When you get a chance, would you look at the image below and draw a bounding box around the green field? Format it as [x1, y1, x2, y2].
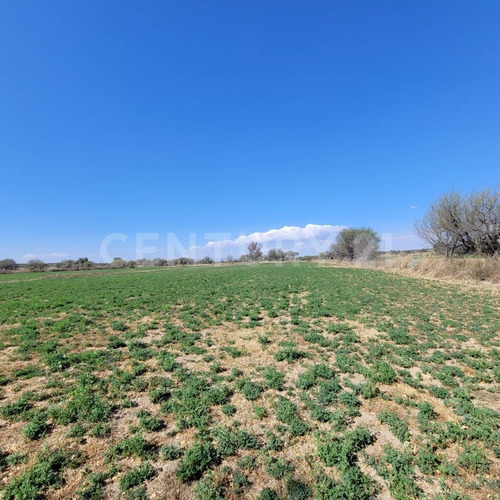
[0, 263, 499, 499]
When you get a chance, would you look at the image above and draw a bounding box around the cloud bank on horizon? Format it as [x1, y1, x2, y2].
[190, 223, 423, 259]
[18, 224, 424, 263]
[197, 224, 346, 251]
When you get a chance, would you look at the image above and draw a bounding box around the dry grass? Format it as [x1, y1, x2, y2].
[323, 254, 500, 286]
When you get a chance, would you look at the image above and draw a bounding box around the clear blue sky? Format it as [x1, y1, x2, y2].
[1, 1, 499, 261]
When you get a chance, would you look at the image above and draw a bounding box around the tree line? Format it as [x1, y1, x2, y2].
[2, 186, 497, 273]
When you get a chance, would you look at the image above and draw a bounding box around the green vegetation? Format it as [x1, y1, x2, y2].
[0, 263, 499, 498]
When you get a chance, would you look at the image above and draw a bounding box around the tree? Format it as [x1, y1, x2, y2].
[247, 242, 263, 261]
[225, 255, 233, 263]
[328, 228, 380, 261]
[0, 259, 18, 271]
[267, 248, 286, 261]
[198, 256, 214, 264]
[27, 259, 47, 271]
[111, 257, 127, 268]
[415, 188, 500, 257]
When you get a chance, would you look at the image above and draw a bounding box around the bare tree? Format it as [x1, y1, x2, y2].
[247, 242, 263, 261]
[416, 188, 500, 257]
[466, 187, 500, 255]
[27, 259, 47, 271]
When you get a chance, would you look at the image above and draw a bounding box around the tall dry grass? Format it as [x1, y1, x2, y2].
[371, 254, 500, 283]
[321, 254, 500, 284]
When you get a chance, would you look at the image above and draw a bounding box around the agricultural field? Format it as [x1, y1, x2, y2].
[0, 263, 499, 500]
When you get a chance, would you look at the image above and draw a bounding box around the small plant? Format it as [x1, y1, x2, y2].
[175, 442, 218, 482]
[253, 405, 267, 419]
[318, 427, 374, 470]
[275, 346, 306, 363]
[137, 410, 164, 432]
[237, 455, 256, 470]
[2, 449, 80, 500]
[236, 378, 265, 401]
[378, 410, 410, 442]
[107, 433, 156, 460]
[265, 457, 295, 479]
[256, 488, 279, 500]
[161, 444, 183, 460]
[263, 366, 285, 390]
[111, 320, 128, 331]
[458, 445, 489, 473]
[120, 463, 156, 491]
[221, 404, 237, 416]
[286, 478, 312, 500]
[373, 361, 397, 384]
[23, 414, 49, 440]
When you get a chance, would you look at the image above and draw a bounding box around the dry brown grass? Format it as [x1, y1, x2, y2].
[322, 254, 500, 286]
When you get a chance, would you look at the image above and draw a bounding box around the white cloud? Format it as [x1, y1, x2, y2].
[410, 205, 418, 209]
[207, 224, 346, 248]
[20, 252, 68, 263]
[190, 224, 347, 258]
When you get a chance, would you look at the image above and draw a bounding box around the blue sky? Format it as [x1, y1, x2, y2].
[1, 1, 499, 261]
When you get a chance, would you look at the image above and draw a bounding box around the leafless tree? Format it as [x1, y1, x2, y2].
[415, 188, 500, 257]
[247, 241, 263, 261]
